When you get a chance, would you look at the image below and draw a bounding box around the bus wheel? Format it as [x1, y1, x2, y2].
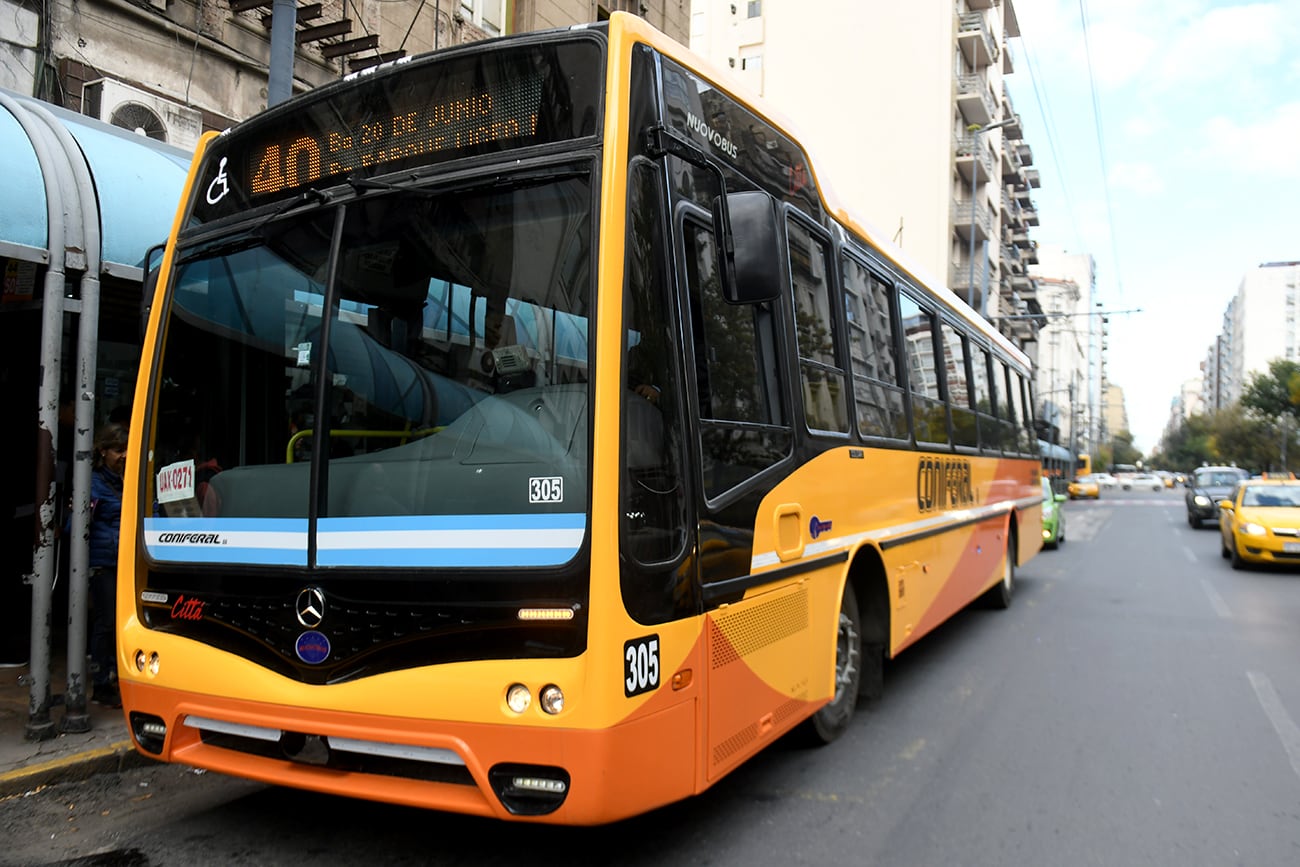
[800, 581, 862, 745]
[985, 528, 1016, 609]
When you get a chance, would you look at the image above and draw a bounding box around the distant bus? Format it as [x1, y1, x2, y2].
[117, 13, 1043, 824]
[1040, 441, 1073, 492]
[1076, 453, 1092, 477]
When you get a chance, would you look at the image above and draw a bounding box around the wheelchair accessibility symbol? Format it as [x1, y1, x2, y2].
[206, 157, 230, 205]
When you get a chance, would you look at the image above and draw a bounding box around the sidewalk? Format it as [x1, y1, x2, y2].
[0, 655, 150, 799]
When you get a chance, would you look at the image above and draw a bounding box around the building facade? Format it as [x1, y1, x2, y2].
[688, 0, 1044, 348]
[2, 0, 689, 139]
[1028, 245, 1097, 455]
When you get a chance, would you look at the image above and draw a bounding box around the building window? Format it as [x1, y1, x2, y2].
[460, 0, 505, 36]
[748, 1, 762, 18]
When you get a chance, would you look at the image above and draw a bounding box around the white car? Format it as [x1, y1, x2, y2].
[1093, 473, 1118, 489]
[1122, 473, 1163, 492]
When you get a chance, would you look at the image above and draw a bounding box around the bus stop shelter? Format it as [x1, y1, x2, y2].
[0, 87, 192, 739]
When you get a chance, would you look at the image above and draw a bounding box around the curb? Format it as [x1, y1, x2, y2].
[0, 741, 156, 799]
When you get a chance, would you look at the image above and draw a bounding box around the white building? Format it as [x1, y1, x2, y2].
[688, 0, 1044, 347]
[1225, 262, 1300, 404]
[1029, 245, 1097, 452]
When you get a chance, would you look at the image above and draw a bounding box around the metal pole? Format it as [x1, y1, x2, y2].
[268, 0, 298, 107]
[0, 91, 66, 741]
[27, 102, 103, 734]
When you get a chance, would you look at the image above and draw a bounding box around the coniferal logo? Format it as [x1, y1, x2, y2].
[156, 532, 223, 544]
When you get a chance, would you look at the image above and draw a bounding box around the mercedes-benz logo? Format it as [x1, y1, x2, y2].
[296, 586, 326, 628]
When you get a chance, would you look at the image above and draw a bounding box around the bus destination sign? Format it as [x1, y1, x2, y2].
[191, 40, 603, 224]
[248, 78, 544, 198]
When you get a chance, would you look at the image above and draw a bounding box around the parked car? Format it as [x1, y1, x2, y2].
[1123, 473, 1164, 492]
[1186, 466, 1250, 528]
[1041, 478, 1066, 548]
[1218, 479, 1300, 568]
[1068, 474, 1100, 500]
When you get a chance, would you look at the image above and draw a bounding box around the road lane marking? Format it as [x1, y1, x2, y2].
[1248, 671, 1300, 782]
[1183, 546, 1197, 563]
[1200, 579, 1231, 618]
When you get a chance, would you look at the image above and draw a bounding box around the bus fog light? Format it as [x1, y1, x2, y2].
[135, 650, 147, 672]
[148, 652, 160, 676]
[506, 683, 532, 714]
[539, 684, 564, 715]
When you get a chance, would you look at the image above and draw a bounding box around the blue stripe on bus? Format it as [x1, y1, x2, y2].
[145, 547, 308, 566]
[316, 547, 579, 568]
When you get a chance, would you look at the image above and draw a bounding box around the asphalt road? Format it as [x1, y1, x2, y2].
[4, 486, 1300, 866]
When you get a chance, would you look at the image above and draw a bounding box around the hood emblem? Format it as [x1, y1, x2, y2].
[296, 586, 326, 628]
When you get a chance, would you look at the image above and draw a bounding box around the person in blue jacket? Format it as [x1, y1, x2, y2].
[88, 422, 128, 707]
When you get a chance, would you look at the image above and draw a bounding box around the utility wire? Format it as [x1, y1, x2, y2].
[1077, 0, 1125, 299]
[1017, 28, 1083, 253]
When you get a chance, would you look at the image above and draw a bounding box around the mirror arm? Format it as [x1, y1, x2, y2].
[643, 125, 736, 296]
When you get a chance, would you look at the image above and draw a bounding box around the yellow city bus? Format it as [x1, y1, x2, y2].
[118, 13, 1043, 825]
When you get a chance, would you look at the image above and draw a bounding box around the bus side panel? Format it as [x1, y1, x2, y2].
[704, 580, 824, 782]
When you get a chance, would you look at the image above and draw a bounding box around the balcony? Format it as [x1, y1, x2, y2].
[1002, 39, 1015, 74]
[1010, 226, 1032, 248]
[1017, 142, 1034, 166]
[949, 272, 987, 314]
[956, 74, 996, 126]
[1002, 190, 1022, 225]
[1024, 166, 1041, 188]
[1023, 204, 1039, 226]
[957, 12, 998, 69]
[1024, 240, 1040, 264]
[953, 196, 996, 243]
[1002, 147, 1024, 182]
[966, 0, 995, 9]
[955, 135, 997, 184]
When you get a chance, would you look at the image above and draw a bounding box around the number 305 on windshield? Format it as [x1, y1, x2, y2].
[624, 635, 660, 697]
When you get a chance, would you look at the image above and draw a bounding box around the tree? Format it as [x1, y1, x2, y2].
[1110, 430, 1142, 467]
[1240, 359, 1300, 471]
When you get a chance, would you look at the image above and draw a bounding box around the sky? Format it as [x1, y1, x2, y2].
[1007, 0, 1300, 454]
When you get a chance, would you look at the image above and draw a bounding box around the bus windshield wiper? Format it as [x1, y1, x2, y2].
[347, 174, 422, 193]
[176, 188, 331, 265]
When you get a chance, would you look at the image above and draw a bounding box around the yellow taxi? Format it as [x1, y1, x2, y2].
[1218, 478, 1300, 569]
[1067, 474, 1101, 500]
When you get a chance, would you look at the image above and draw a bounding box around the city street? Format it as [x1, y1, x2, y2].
[4, 486, 1300, 866]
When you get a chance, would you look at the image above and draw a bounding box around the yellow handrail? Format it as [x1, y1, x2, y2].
[285, 427, 442, 463]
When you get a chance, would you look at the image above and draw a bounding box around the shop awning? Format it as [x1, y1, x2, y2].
[0, 88, 194, 280]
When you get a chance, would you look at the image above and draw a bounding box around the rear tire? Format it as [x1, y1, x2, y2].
[985, 527, 1016, 609]
[800, 581, 862, 745]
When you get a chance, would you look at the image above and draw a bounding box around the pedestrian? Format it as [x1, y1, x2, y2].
[88, 422, 128, 707]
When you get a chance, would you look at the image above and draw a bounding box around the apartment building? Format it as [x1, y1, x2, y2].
[1028, 245, 1097, 452]
[688, 0, 1043, 348]
[2, 0, 688, 138]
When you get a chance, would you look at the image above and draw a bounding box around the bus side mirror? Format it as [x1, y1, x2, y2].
[141, 241, 165, 340]
[720, 190, 780, 305]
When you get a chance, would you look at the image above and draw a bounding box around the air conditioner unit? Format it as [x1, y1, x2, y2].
[82, 78, 202, 152]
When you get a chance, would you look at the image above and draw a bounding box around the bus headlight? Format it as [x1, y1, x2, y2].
[539, 684, 565, 715]
[134, 650, 160, 676]
[506, 683, 532, 714]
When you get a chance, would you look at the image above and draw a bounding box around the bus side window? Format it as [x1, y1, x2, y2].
[898, 291, 949, 446]
[842, 257, 906, 439]
[682, 218, 790, 500]
[786, 218, 848, 434]
[942, 322, 977, 449]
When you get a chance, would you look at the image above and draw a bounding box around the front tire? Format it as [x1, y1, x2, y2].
[800, 581, 862, 745]
[1230, 538, 1246, 570]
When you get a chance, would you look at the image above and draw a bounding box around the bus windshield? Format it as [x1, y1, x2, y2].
[146, 171, 594, 570]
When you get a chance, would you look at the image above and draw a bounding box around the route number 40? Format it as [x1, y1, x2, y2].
[624, 635, 660, 697]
